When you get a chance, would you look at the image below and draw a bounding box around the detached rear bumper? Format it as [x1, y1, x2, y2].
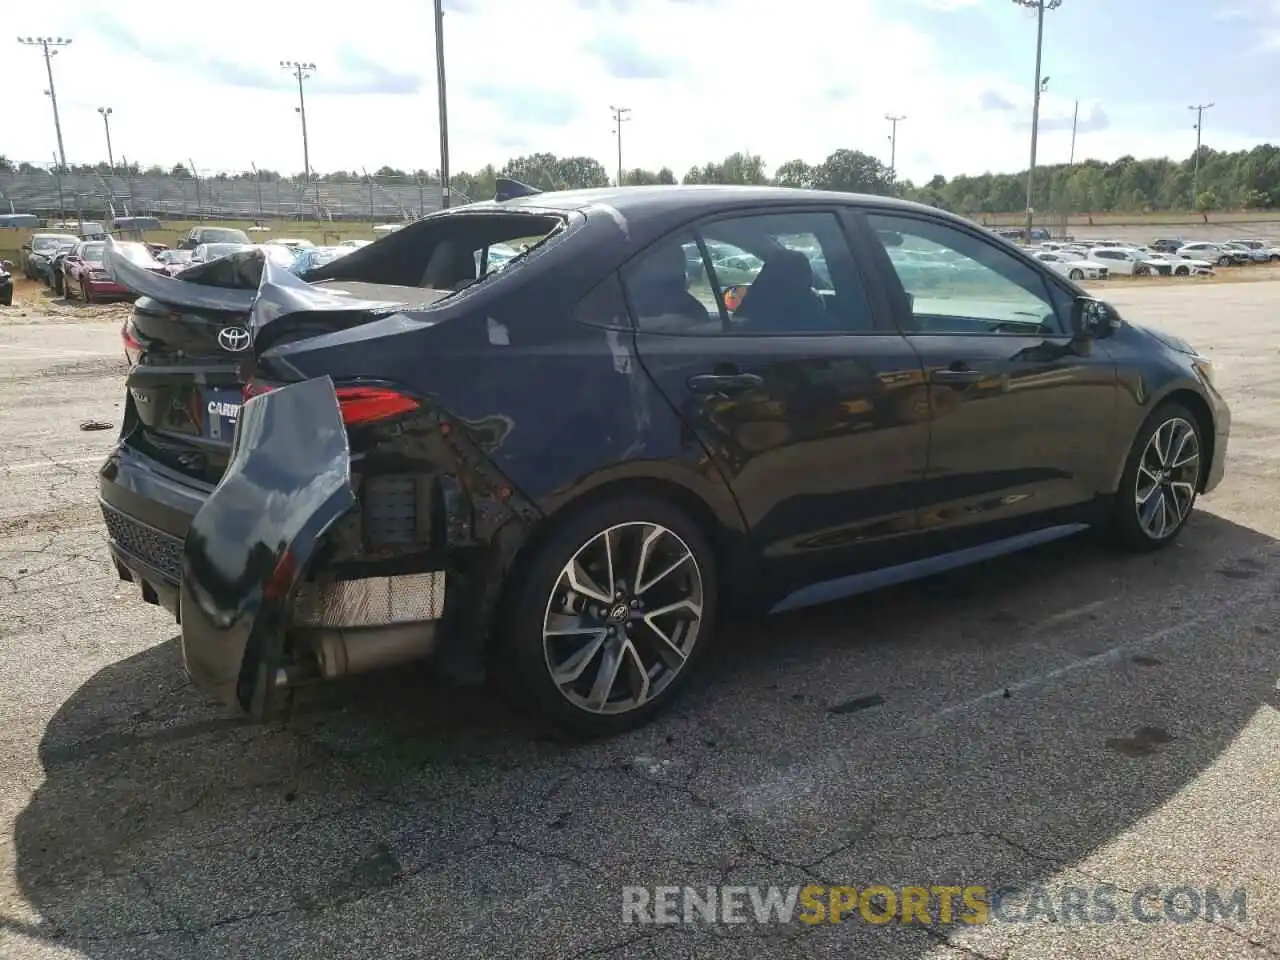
[99, 377, 537, 714]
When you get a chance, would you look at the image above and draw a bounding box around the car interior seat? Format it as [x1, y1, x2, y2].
[734, 248, 829, 332]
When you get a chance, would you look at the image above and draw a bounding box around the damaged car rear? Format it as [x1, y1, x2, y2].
[99, 197, 728, 737]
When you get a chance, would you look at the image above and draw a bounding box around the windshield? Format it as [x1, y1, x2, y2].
[33, 235, 78, 252]
[201, 228, 251, 244]
[158, 250, 193, 264]
[82, 244, 106, 263]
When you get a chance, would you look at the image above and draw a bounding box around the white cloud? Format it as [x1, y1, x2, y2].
[0, 0, 1267, 186]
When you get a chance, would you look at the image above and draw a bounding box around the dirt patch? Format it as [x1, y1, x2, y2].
[1, 279, 131, 326]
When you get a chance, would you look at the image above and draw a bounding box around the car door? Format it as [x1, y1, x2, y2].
[623, 208, 931, 599]
[850, 208, 1119, 551]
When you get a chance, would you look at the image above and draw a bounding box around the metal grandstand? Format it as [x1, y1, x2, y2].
[0, 168, 470, 222]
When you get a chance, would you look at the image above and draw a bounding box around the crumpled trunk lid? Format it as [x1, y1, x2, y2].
[106, 238, 419, 486]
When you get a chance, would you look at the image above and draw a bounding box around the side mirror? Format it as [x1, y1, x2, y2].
[1070, 296, 1118, 339]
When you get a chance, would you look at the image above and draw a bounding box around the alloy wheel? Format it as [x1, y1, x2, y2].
[541, 521, 704, 715]
[1134, 417, 1200, 540]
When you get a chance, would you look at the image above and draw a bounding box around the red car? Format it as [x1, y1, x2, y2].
[64, 240, 165, 303]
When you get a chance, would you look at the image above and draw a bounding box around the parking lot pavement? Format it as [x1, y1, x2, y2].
[0, 288, 1277, 960]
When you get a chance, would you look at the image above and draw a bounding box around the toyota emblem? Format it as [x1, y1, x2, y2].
[217, 326, 251, 352]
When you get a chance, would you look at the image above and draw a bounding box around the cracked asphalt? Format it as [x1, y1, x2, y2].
[0, 284, 1277, 960]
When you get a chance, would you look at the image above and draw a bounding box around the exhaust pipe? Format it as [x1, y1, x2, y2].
[293, 624, 439, 681]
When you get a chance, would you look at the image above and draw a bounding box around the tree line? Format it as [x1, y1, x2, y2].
[5, 144, 1280, 214]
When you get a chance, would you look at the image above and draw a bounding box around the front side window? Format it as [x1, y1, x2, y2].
[866, 212, 1065, 336]
[621, 210, 875, 336]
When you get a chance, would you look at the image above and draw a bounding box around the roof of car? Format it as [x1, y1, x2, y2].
[494, 184, 944, 219]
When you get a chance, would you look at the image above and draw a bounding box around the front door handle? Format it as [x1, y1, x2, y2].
[687, 372, 763, 395]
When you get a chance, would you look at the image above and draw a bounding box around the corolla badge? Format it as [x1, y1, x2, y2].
[217, 326, 251, 352]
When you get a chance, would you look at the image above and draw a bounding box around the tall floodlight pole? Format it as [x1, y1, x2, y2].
[885, 114, 906, 194]
[280, 60, 318, 214]
[97, 106, 115, 171]
[611, 105, 632, 186]
[1012, 0, 1061, 242]
[1188, 102, 1214, 209]
[1068, 99, 1079, 166]
[17, 37, 72, 215]
[434, 0, 451, 209]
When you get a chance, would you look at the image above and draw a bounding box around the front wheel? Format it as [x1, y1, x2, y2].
[494, 496, 719, 738]
[1133, 265, 1150, 277]
[1218, 255, 1231, 266]
[1111, 402, 1203, 552]
[1069, 268, 1084, 280]
[1175, 266, 1190, 277]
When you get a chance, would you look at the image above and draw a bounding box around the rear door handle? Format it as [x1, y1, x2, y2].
[931, 367, 985, 383]
[687, 372, 763, 395]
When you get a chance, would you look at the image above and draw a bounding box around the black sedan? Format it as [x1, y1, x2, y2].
[0, 258, 13, 306]
[98, 187, 1230, 738]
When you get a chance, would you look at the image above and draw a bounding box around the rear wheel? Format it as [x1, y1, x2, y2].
[1133, 265, 1150, 277]
[495, 495, 718, 738]
[1111, 402, 1203, 552]
[1218, 255, 1231, 266]
[1068, 268, 1084, 280]
[1175, 266, 1190, 277]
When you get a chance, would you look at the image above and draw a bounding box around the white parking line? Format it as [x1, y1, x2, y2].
[5, 455, 105, 473]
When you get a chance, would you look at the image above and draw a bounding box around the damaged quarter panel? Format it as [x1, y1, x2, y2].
[179, 376, 354, 710]
[262, 205, 747, 535]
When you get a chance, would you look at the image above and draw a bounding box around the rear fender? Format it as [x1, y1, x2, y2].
[178, 376, 355, 714]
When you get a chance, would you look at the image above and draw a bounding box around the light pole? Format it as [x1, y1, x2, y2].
[280, 60, 318, 214]
[97, 106, 115, 171]
[434, 0, 451, 209]
[1012, 0, 1061, 242]
[17, 36, 71, 215]
[885, 114, 906, 194]
[1188, 102, 1214, 209]
[610, 105, 631, 186]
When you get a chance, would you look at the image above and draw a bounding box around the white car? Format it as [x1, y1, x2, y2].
[1239, 239, 1280, 260]
[1086, 247, 1160, 276]
[1139, 251, 1214, 277]
[339, 239, 373, 248]
[271, 238, 316, 250]
[1031, 250, 1109, 281]
[1176, 242, 1248, 266]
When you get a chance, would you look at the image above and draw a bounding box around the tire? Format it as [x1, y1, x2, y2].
[1069, 269, 1084, 280]
[0, 289, 11, 307]
[1175, 266, 1189, 277]
[1111, 401, 1204, 553]
[493, 495, 719, 738]
[1271, 254, 1280, 262]
[1133, 265, 1150, 277]
[1218, 256, 1230, 266]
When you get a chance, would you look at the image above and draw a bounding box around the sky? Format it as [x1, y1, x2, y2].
[5, 0, 1280, 184]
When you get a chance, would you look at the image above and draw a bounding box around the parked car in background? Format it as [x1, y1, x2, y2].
[1087, 247, 1158, 276]
[0, 259, 13, 306]
[1138, 251, 1214, 277]
[1150, 238, 1185, 254]
[271, 238, 315, 251]
[339, 239, 372, 248]
[1237, 239, 1280, 260]
[1176, 242, 1249, 266]
[258, 244, 301, 270]
[64, 240, 166, 302]
[22, 233, 81, 280]
[46, 243, 81, 295]
[155, 249, 195, 276]
[1031, 250, 1109, 280]
[99, 187, 1230, 737]
[289, 245, 351, 275]
[189, 242, 256, 265]
[1222, 240, 1272, 264]
[177, 226, 252, 251]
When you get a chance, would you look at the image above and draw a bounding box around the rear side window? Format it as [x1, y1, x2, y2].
[621, 211, 876, 336]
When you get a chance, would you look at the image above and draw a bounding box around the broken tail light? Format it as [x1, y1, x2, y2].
[122, 321, 143, 367]
[242, 380, 418, 426]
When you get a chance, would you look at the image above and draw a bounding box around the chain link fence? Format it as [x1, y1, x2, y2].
[0, 162, 469, 222]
